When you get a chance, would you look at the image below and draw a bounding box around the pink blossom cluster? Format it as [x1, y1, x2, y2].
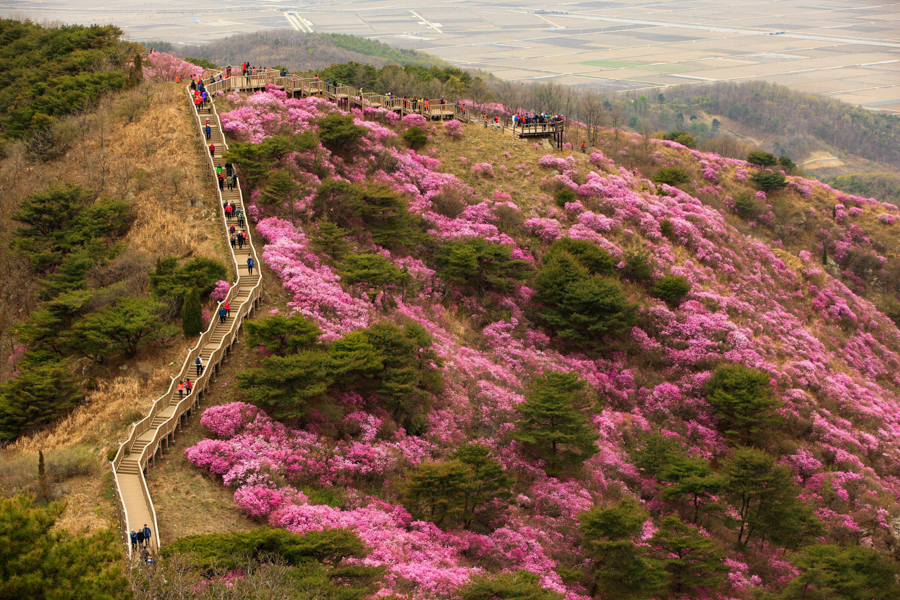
[210, 280, 231, 302]
[443, 119, 463, 137]
[142, 52, 204, 81]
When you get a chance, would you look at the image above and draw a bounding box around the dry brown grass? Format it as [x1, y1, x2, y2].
[0, 80, 233, 532]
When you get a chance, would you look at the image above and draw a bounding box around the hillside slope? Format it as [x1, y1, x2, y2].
[168, 87, 900, 598]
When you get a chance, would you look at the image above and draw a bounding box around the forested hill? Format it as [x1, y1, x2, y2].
[0, 18, 142, 140]
[162, 29, 446, 73]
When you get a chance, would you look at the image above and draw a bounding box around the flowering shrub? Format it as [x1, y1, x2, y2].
[210, 280, 230, 302]
[143, 52, 204, 81]
[443, 119, 463, 137]
[401, 113, 428, 128]
[878, 213, 895, 225]
[470, 162, 494, 178]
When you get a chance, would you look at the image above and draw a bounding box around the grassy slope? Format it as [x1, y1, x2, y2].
[0, 80, 227, 533]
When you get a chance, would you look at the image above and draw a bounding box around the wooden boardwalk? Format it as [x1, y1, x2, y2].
[109, 77, 262, 558]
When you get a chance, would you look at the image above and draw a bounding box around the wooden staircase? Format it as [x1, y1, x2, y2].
[108, 78, 263, 558]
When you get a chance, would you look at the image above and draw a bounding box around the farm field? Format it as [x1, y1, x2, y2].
[2, 0, 898, 111]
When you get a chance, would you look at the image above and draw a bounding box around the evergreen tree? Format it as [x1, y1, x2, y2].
[244, 313, 322, 356]
[460, 571, 562, 600]
[126, 52, 144, 88]
[651, 275, 691, 304]
[513, 372, 598, 476]
[181, 287, 203, 336]
[69, 297, 169, 360]
[541, 276, 637, 349]
[705, 364, 783, 446]
[437, 237, 532, 295]
[722, 447, 820, 548]
[340, 253, 412, 303]
[747, 151, 778, 169]
[317, 113, 367, 152]
[648, 515, 729, 597]
[0, 360, 83, 440]
[578, 497, 665, 599]
[0, 494, 129, 600]
[781, 544, 900, 600]
[310, 219, 352, 261]
[151, 256, 228, 302]
[452, 443, 512, 530]
[237, 350, 334, 420]
[658, 456, 724, 524]
[751, 170, 788, 192]
[403, 126, 428, 149]
[401, 460, 470, 526]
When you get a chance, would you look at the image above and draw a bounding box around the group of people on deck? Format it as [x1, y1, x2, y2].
[513, 113, 564, 127]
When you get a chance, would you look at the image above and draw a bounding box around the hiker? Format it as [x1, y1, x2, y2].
[224, 300, 231, 318]
[196, 355, 203, 376]
[225, 162, 233, 176]
[136, 528, 145, 549]
[205, 124, 211, 140]
[140, 548, 150, 563]
[186, 379, 193, 395]
[194, 94, 202, 110]
[190, 79, 197, 92]
[581, 142, 586, 153]
[237, 231, 244, 249]
[237, 210, 245, 229]
[247, 256, 255, 274]
[218, 174, 225, 191]
[230, 201, 237, 215]
[226, 173, 234, 190]
[230, 234, 236, 249]
[177, 380, 184, 399]
[218, 306, 227, 324]
[130, 530, 138, 552]
[143, 524, 151, 547]
[226, 65, 231, 78]
[230, 224, 236, 235]
[209, 143, 215, 158]
[483, 114, 488, 127]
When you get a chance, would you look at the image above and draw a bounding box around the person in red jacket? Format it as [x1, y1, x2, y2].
[224, 300, 231, 318]
[209, 143, 215, 158]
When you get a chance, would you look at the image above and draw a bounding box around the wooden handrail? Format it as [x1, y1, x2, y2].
[109, 68, 263, 559]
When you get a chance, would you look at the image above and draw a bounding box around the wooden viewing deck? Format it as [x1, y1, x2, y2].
[109, 73, 262, 559]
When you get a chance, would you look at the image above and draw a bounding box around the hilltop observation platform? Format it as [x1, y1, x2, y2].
[201, 71, 564, 143]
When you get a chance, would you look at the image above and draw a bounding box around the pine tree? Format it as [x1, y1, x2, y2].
[453, 443, 512, 530]
[0, 494, 129, 599]
[244, 313, 322, 356]
[648, 515, 729, 597]
[401, 460, 470, 526]
[182, 287, 203, 336]
[722, 447, 820, 548]
[781, 544, 900, 600]
[0, 360, 83, 440]
[309, 219, 352, 261]
[541, 276, 637, 350]
[69, 297, 168, 360]
[126, 53, 144, 88]
[437, 237, 531, 295]
[513, 372, 598, 476]
[578, 497, 665, 599]
[461, 571, 562, 600]
[705, 364, 783, 446]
